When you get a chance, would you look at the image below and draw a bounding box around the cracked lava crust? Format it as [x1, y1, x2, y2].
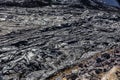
[47, 48, 120, 80]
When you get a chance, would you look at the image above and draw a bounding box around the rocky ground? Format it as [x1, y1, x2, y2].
[0, 0, 120, 80]
[48, 48, 120, 80]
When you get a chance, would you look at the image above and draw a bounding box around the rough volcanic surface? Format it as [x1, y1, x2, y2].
[0, 0, 120, 80]
[0, 0, 52, 7]
[48, 48, 120, 80]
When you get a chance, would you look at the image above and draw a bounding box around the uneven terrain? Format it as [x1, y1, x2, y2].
[0, 0, 120, 80]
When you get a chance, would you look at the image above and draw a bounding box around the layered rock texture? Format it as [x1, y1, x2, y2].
[0, 0, 120, 80]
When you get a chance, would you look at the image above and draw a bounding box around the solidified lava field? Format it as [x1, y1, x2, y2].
[0, 0, 120, 80]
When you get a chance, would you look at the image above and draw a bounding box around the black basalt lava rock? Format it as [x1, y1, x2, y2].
[0, 0, 52, 7]
[0, 0, 120, 80]
[0, 0, 120, 8]
[0, 76, 2, 80]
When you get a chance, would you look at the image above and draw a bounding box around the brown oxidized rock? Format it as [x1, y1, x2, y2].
[47, 48, 120, 80]
[101, 66, 120, 80]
